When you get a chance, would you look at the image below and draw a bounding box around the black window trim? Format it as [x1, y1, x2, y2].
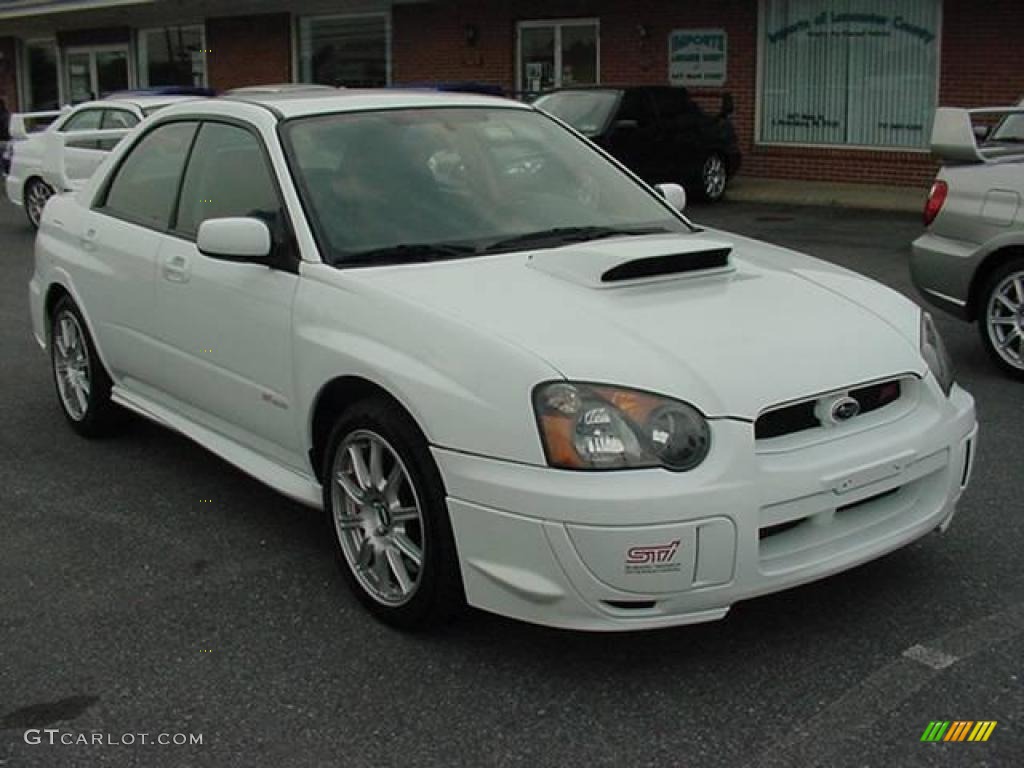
[92, 117, 200, 233]
[91, 113, 300, 273]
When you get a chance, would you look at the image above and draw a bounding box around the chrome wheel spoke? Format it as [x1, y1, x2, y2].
[335, 470, 366, 505]
[996, 294, 1018, 312]
[348, 443, 372, 490]
[392, 532, 423, 568]
[390, 505, 418, 524]
[72, 382, 88, 414]
[356, 537, 374, 570]
[369, 439, 385, 490]
[386, 547, 413, 594]
[1000, 328, 1022, 349]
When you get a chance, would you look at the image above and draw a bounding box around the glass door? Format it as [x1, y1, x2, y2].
[66, 51, 93, 103]
[96, 50, 129, 95]
[518, 20, 599, 97]
[64, 46, 131, 103]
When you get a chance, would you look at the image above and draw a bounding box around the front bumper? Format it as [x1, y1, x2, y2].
[435, 383, 977, 631]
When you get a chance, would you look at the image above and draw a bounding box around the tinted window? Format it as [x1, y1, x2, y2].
[618, 91, 656, 127]
[101, 110, 139, 130]
[61, 109, 103, 132]
[650, 88, 698, 120]
[283, 108, 690, 263]
[174, 122, 282, 241]
[101, 121, 197, 228]
[533, 90, 619, 136]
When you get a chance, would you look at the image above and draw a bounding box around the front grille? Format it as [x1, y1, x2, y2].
[755, 379, 903, 440]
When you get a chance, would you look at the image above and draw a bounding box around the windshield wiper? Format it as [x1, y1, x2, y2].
[339, 242, 480, 266]
[483, 226, 669, 254]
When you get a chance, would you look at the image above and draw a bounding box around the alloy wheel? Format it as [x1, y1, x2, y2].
[27, 181, 53, 228]
[53, 309, 92, 421]
[331, 430, 426, 606]
[702, 154, 727, 201]
[985, 270, 1024, 371]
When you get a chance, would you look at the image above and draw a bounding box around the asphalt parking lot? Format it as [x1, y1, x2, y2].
[0, 196, 1021, 768]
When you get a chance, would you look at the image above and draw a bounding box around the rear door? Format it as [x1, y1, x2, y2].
[58, 107, 107, 180]
[81, 120, 199, 385]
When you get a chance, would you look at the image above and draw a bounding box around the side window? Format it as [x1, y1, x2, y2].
[101, 110, 139, 130]
[61, 109, 103, 132]
[100, 121, 198, 229]
[174, 122, 284, 243]
[617, 91, 656, 128]
[650, 88, 697, 122]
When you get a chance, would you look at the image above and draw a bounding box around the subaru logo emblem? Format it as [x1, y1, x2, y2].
[831, 396, 861, 423]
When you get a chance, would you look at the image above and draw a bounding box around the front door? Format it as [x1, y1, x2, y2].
[65, 46, 130, 102]
[152, 121, 302, 466]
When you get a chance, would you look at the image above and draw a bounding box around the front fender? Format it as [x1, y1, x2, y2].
[293, 265, 562, 467]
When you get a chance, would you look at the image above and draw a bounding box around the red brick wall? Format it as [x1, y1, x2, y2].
[206, 14, 291, 91]
[394, 0, 1024, 189]
[0, 37, 17, 112]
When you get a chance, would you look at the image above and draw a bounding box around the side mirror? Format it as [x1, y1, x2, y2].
[972, 124, 991, 142]
[719, 93, 735, 119]
[656, 183, 686, 213]
[197, 217, 272, 262]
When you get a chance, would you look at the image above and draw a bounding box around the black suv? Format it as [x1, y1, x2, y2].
[534, 86, 741, 202]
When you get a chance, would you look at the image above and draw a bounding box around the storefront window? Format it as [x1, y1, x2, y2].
[299, 14, 389, 88]
[26, 41, 59, 111]
[759, 0, 940, 149]
[138, 26, 207, 87]
[518, 20, 599, 96]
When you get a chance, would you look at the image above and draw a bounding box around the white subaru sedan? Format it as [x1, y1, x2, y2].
[30, 91, 977, 631]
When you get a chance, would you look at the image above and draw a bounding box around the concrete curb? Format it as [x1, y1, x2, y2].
[727, 177, 928, 214]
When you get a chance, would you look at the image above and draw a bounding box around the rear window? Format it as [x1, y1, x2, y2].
[534, 90, 619, 136]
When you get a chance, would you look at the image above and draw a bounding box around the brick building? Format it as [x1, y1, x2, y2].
[0, 0, 1021, 189]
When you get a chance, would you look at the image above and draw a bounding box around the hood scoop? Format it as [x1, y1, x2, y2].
[526, 236, 734, 289]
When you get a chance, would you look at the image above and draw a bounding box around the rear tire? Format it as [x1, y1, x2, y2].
[322, 396, 464, 630]
[977, 256, 1024, 380]
[696, 152, 728, 202]
[50, 296, 123, 437]
[25, 177, 54, 230]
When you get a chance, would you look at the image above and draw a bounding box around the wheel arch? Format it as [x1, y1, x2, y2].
[966, 244, 1024, 321]
[308, 375, 429, 484]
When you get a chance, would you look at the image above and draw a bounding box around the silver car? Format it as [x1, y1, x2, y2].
[912, 102, 1024, 379]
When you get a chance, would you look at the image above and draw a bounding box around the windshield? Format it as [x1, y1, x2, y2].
[282, 106, 689, 265]
[533, 90, 619, 136]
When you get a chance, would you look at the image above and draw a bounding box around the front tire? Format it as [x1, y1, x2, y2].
[322, 397, 464, 629]
[50, 296, 122, 436]
[25, 178, 54, 230]
[978, 257, 1024, 379]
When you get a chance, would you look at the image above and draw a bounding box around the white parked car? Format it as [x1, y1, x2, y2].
[30, 91, 978, 631]
[6, 95, 199, 229]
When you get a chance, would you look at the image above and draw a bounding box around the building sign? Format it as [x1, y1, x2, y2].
[759, 0, 940, 149]
[669, 29, 727, 87]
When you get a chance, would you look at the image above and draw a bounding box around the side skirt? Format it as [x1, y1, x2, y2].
[111, 385, 323, 509]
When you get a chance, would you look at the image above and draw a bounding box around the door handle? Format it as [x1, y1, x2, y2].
[80, 227, 97, 252]
[162, 253, 191, 283]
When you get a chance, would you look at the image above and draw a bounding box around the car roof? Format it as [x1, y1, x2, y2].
[217, 88, 530, 119]
[71, 95, 203, 111]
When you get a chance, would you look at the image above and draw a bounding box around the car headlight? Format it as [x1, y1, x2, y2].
[533, 382, 711, 471]
[921, 311, 954, 396]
